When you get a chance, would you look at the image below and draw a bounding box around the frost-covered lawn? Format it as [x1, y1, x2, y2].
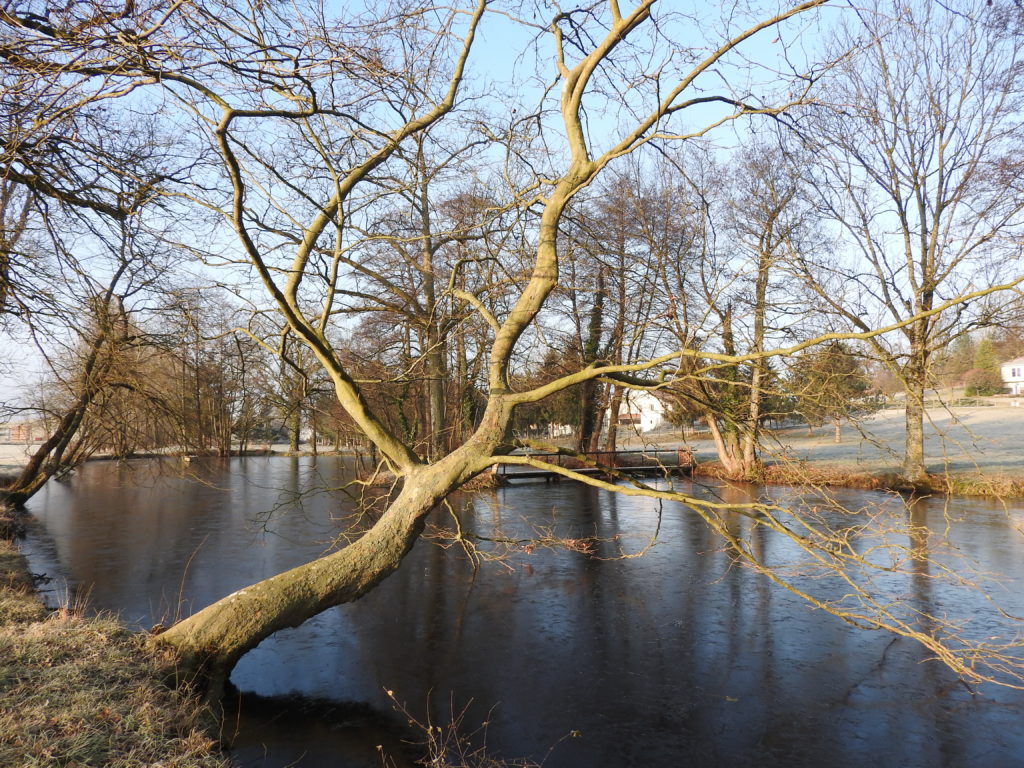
[0, 443, 33, 475]
[622, 403, 1024, 479]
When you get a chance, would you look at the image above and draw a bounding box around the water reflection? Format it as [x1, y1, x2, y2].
[20, 457, 1024, 767]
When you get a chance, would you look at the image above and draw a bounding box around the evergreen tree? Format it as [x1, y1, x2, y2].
[788, 342, 870, 443]
[965, 337, 1004, 396]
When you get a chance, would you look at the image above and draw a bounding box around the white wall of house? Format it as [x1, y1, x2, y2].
[613, 390, 667, 434]
[1001, 357, 1024, 395]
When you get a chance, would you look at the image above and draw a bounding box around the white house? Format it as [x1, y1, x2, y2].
[611, 390, 668, 434]
[1001, 357, 1024, 395]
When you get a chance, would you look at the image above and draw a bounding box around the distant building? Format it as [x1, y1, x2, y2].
[610, 390, 667, 434]
[1001, 357, 1024, 395]
[11, 423, 32, 442]
[0, 421, 47, 444]
[0, 421, 41, 443]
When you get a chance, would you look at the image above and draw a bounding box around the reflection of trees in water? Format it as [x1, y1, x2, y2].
[671, 478, 1024, 690]
[28, 463, 1024, 764]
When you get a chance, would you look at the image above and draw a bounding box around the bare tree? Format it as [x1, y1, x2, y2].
[123, 0, 833, 693]
[794, 0, 1024, 485]
[651, 145, 815, 477]
[1, 220, 169, 505]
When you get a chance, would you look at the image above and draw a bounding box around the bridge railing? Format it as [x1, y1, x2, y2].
[497, 448, 694, 475]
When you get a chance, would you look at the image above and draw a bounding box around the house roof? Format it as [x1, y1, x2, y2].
[1002, 357, 1024, 366]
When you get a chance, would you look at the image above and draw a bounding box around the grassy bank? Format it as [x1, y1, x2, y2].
[691, 461, 1024, 498]
[0, 538, 231, 767]
[691, 461, 903, 491]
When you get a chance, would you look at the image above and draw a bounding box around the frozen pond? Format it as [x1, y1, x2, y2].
[20, 456, 1024, 767]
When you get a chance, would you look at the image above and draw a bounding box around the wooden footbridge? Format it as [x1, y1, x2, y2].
[494, 448, 694, 483]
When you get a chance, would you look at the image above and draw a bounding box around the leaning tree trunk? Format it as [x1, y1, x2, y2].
[3, 377, 103, 509]
[152, 450, 478, 698]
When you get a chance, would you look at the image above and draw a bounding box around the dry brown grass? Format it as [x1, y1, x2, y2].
[691, 461, 899, 489]
[0, 541, 47, 627]
[691, 459, 1024, 498]
[0, 540, 230, 768]
[932, 473, 1024, 498]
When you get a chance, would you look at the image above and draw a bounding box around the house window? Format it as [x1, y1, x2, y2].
[1014, 367, 1022, 378]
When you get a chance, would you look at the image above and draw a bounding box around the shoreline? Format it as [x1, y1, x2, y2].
[4, 404, 1024, 499]
[616, 404, 1024, 498]
[0, 534, 230, 767]
[690, 460, 1024, 498]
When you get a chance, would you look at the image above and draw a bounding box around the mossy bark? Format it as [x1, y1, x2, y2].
[152, 441, 491, 698]
[901, 344, 931, 488]
[902, 393, 929, 488]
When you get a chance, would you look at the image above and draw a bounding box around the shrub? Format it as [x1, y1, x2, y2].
[964, 367, 1005, 396]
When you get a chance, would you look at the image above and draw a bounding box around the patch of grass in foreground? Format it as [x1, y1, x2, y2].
[0, 539, 230, 767]
[0, 541, 47, 626]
